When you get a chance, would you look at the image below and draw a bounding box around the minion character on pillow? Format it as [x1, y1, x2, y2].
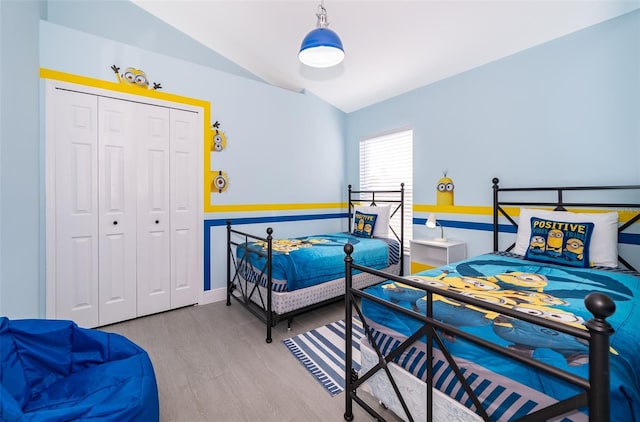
[563, 238, 585, 262]
[528, 235, 546, 254]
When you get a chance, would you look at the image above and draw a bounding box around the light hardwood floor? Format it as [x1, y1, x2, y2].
[101, 299, 401, 422]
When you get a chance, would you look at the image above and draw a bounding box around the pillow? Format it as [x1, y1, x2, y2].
[524, 217, 594, 268]
[353, 205, 391, 238]
[513, 208, 619, 268]
[352, 211, 377, 238]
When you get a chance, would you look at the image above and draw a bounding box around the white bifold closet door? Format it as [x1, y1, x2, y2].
[169, 109, 200, 309]
[98, 97, 138, 325]
[48, 84, 200, 328]
[136, 106, 200, 315]
[136, 104, 171, 316]
[53, 90, 101, 328]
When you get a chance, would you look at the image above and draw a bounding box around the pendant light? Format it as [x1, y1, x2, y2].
[298, 1, 344, 68]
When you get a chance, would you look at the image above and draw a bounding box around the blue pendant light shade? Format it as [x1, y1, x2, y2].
[299, 2, 344, 68]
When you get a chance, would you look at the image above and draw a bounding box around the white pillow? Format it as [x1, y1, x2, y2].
[353, 205, 391, 238]
[513, 208, 619, 268]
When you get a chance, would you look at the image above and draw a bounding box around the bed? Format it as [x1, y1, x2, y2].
[343, 178, 640, 421]
[226, 184, 405, 343]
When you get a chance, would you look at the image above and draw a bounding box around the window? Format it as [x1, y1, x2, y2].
[359, 129, 413, 252]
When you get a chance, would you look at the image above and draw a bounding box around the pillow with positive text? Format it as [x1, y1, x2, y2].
[353, 205, 391, 238]
[514, 208, 618, 268]
[352, 211, 378, 238]
[524, 217, 594, 268]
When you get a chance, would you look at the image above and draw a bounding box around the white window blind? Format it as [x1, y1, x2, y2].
[359, 129, 413, 252]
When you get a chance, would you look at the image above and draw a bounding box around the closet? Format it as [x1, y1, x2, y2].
[45, 80, 202, 328]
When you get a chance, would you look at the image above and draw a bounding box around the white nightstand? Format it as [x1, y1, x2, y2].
[410, 239, 466, 273]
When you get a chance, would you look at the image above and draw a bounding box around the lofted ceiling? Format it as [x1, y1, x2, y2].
[131, 1, 640, 113]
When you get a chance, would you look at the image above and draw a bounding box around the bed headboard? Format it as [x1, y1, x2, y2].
[348, 184, 405, 274]
[492, 177, 640, 271]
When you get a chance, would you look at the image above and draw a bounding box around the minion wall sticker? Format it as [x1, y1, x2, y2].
[436, 171, 454, 206]
[111, 65, 162, 90]
[210, 121, 227, 152]
[211, 170, 229, 193]
[209, 121, 229, 194]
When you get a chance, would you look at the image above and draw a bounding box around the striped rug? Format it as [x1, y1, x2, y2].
[283, 318, 364, 396]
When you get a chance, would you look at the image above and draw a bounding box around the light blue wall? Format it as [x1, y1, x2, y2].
[347, 10, 640, 262]
[46, 0, 262, 83]
[1, 2, 638, 318]
[0, 0, 46, 318]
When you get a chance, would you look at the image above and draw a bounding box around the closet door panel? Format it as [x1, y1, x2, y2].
[98, 98, 137, 325]
[137, 104, 171, 316]
[53, 89, 99, 328]
[170, 109, 200, 307]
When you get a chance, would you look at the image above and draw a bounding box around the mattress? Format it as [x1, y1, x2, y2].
[235, 262, 401, 316]
[236, 232, 400, 292]
[360, 252, 640, 421]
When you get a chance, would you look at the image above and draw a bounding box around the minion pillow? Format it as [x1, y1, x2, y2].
[353, 211, 378, 238]
[524, 217, 594, 268]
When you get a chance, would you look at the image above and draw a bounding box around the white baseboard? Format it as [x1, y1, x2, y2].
[199, 287, 227, 305]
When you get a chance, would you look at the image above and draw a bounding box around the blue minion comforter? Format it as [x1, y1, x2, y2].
[237, 232, 399, 292]
[361, 253, 640, 421]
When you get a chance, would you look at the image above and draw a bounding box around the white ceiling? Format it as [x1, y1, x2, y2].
[131, 1, 639, 113]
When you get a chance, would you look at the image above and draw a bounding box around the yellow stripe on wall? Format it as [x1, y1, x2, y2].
[413, 204, 639, 223]
[209, 202, 346, 213]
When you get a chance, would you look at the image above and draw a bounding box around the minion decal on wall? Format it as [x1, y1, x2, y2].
[211, 171, 229, 193]
[436, 171, 454, 206]
[210, 121, 227, 152]
[111, 65, 162, 90]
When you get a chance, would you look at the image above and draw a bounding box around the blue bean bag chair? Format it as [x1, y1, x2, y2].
[0, 317, 159, 421]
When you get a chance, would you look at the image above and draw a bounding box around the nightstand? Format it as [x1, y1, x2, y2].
[410, 239, 466, 273]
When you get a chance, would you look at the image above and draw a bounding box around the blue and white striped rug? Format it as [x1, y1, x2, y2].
[283, 318, 364, 396]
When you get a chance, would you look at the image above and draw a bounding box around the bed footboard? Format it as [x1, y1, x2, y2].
[343, 244, 616, 422]
[227, 222, 275, 342]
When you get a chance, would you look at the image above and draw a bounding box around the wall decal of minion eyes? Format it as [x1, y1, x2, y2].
[436, 171, 454, 206]
[211, 170, 229, 193]
[111, 65, 162, 90]
[210, 121, 227, 152]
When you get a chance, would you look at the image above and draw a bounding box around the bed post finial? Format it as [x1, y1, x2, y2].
[492, 178, 500, 252]
[585, 292, 615, 421]
[585, 292, 616, 320]
[344, 243, 354, 256]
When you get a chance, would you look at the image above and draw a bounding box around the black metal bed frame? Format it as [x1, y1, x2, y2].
[492, 177, 640, 272]
[344, 178, 640, 421]
[226, 184, 405, 343]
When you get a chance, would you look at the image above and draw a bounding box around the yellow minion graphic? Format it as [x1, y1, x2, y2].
[546, 229, 564, 255]
[111, 65, 162, 90]
[528, 235, 546, 254]
[211, 171, 229, 193]
[564, 238, 584, 261]
[493, 272, 548, 292]
[210, 121, 227, 152]
[436, 171, 454, 206]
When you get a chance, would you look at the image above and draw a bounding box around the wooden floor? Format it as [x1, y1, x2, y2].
[101, 299, 402, 422]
